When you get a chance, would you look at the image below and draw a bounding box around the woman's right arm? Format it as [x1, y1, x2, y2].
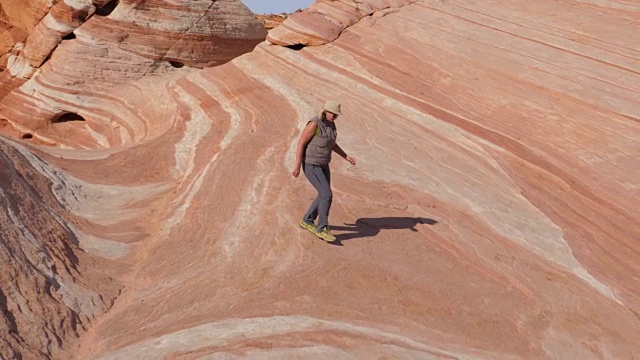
[292, 122, 318, 177]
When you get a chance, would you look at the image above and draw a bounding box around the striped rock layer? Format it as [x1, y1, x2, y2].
[266, 0, 419, 46]
[1, 0, 640, 359]
[0, 0, 266, 147]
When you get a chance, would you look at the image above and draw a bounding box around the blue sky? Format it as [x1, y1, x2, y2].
[240, 0, 314, 14]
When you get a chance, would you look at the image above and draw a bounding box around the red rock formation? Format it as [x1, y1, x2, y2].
[266, 0, 417, 46]
[1, 0, 640, 359]
[0, 0, 267, 357]
[0, 141, 121, 359]
[0, 0, 266, 147]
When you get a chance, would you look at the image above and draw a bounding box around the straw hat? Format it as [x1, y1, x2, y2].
[322, 100, 342, 115]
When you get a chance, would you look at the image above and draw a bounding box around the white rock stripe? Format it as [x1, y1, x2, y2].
[98, 316, 501, 360]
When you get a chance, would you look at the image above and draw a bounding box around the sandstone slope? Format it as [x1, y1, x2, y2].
[0, 0, 266, 145]
[0, 0, 265, 358]
[0, 0, 639, 359]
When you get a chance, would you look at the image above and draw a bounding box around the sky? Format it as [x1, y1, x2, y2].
[240, 0, 315, 14]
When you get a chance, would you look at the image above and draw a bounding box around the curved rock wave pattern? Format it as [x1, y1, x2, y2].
[0, 0, 639, 358]
[0, 0, 266, 148]
[0, 140, 122, 359]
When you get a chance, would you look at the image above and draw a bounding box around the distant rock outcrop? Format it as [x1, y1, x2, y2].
[1, 0, 639, 359]
[256, 14, 288, 30]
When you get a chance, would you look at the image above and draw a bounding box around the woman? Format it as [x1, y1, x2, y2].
[292, 100, 356, 242]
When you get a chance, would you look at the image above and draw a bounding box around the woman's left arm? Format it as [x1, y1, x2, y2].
[333, 143, 356, 166]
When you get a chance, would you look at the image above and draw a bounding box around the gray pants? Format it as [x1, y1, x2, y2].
[302, 163, 332, 231]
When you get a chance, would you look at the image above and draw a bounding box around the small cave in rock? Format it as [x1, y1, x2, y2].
[96, 0, 119, 16]
[285, 44, 306, 51]
[169, 61, 185, 68]
[53, 113, 86, 123]
[63, 32, 76, 40]
[21, 133, 33, 139]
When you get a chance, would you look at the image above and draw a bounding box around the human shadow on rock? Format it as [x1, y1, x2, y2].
[330, 216, 437, 245]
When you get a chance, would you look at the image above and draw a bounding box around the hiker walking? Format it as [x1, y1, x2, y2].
[292, 100, 356, 242]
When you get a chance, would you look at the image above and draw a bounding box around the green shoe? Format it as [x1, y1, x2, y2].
[299, 221, 317, 234]
[316, 227, 336, 242]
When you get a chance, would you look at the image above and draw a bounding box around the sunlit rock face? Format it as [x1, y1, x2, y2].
[0, 0, 266, 148]
[266, 0, 418, 46]
[1, 0, 639, 359]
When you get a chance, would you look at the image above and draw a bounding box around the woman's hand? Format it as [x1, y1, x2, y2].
[292, 166, 301, 177]
[346, 156, 357, 166]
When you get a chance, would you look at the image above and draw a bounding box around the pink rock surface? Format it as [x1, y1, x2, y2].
[0, 0, 266, 146]
[1, 0, 639, 359]
[266, 0, 416, 46]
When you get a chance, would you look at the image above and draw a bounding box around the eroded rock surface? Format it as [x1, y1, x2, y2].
[0, 0, 266, 147]
[0, 0, 639, 359]
[0, 140, 121, 359]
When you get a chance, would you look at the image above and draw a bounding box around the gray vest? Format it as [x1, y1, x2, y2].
[304, 116, 337, 166]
